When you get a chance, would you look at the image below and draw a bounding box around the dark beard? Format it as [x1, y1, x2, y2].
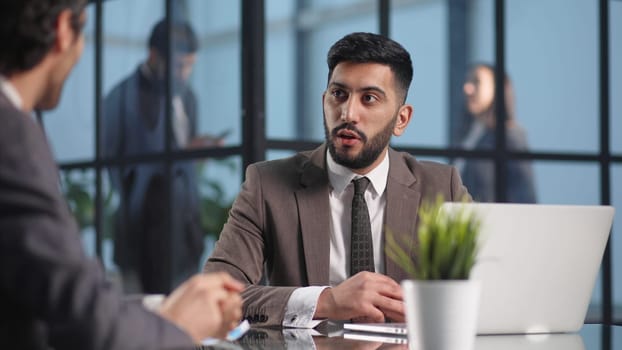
[325, 116, 396, 170]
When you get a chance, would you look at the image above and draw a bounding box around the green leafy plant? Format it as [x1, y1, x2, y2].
[63, 161, 236, 241]
[385, 196, 480, 280]
[62, 170, 116, 239]
[199, 178, 232, 238]
[197, 159, 236, 239]
[62, 171, 94, 230]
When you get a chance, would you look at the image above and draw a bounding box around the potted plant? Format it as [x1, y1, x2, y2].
[386, 196, 481, 350]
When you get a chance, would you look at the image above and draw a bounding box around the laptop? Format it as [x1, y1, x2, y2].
[344, 203, 614, 335]
[342, 331, 408, 345]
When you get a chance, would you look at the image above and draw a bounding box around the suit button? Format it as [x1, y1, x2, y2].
[253, 315, 259, 322]
[259, 315, 267, 322]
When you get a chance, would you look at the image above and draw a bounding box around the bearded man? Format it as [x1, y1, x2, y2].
[204, 32, 471, 328]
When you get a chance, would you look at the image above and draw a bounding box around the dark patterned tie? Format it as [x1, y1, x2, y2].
[350, 177, 375, 275]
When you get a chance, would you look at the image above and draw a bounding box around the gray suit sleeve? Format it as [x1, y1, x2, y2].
[204, 164, 296, 327]
[450, 164, 472, 202]
[0, 111, 194, 349]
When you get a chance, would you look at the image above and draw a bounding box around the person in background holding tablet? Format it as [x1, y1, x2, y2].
[103, 19, 223, 294]
[0, 1, 242, 348]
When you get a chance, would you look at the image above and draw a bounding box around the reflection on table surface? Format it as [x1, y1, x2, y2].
[476, 333, 583, 350]
[201, 324, 619, 350]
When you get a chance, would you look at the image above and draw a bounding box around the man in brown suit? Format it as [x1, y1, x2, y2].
[0, 1, 242, 348]
[205, 32, 470, 327]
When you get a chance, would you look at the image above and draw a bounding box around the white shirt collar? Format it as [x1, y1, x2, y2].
[326, 148, 390, 197]
[0, 75, 23, 110]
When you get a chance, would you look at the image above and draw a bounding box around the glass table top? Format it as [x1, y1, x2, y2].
[198, 323, 621, 350]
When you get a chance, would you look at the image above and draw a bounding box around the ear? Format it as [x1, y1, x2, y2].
[55, 9, 76, 53]
[393, 103, 413, 136]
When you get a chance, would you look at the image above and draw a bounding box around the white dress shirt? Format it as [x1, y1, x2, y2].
[0, 75, 23, 110]
[283, 149, 389, 327]
[139, 63, 190, 147]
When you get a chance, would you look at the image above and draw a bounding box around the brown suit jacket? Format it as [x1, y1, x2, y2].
[0, 92, 193, 349]
[205, 144, 470, 326]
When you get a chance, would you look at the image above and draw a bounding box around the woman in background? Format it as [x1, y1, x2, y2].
[456, 63, 537, 203]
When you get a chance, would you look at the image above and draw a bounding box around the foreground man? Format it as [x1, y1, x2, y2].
[0, 1, 242, 348]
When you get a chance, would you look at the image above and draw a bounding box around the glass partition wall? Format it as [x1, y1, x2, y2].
[44, 0, 620, 323]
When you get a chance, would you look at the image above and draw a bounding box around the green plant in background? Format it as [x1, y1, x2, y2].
[198, 159, 236, 239]
[386, 196, 480, 280]
[62, 170, 116, 239]
[63, 160, 236, 241]
[62, 170, 95, 230]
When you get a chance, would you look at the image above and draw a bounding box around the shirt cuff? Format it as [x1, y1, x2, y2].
[142, 294, 165, 312]
[283, 286, 329, 328]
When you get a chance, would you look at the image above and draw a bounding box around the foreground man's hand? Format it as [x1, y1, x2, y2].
[158, 272, 244, 342]
[314, 272, 404, 322]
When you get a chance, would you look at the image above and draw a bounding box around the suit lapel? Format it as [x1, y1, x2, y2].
[296, 145, 331, 285]
[384, 149, 421, 282]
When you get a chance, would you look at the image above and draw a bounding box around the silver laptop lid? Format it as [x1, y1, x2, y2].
[442, 203, 614, 334]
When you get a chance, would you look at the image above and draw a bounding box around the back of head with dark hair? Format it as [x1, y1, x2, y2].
[148, 19, 199, 57]
[327, 32, 413, 103]
[0, 0, 86, 75]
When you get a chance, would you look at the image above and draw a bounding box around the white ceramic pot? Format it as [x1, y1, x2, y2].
[401, 279, 481, 350]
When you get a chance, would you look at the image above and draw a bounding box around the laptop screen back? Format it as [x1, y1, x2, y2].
[441, 203, 614, 334]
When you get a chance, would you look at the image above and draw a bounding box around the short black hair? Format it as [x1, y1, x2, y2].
[148, 19, 198, 56]
[0, 0, 86, 75]
[327, 32, 413, 103]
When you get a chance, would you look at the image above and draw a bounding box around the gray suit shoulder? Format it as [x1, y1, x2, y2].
[390, 149, 469, 201]
[248, 148, 322, 181]
[419, 159, 458, 174]
[393, 149, 457, 174]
